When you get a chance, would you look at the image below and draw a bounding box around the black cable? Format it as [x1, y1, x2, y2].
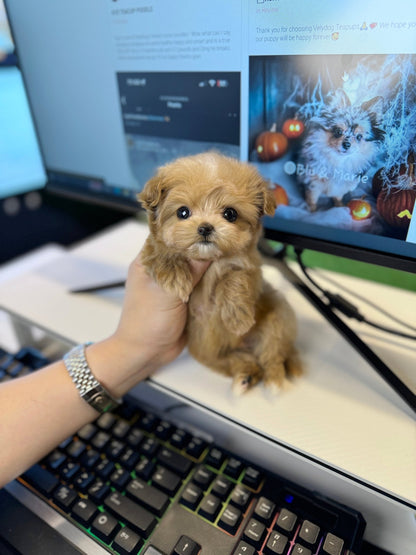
[294, 249, 416, 341]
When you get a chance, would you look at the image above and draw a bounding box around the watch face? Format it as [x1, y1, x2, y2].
[86, 387, 119, 413]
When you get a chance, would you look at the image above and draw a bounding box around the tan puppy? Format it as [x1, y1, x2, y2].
[138, 152, 302, 393]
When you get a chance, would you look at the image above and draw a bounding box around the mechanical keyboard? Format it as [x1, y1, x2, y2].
[1, 346, 366, 555]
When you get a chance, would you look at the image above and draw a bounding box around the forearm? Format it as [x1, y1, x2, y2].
[0, 358, 97, 488]
[0, 255, 209, 488]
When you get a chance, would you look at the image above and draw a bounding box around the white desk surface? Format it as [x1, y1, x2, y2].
[0, 218, 415, 507]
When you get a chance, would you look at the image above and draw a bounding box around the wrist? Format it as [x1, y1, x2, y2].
[64, 344, 121, 413]
[84, 337, 151, 399]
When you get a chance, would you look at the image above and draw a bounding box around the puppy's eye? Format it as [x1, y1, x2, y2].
[333, 127, 343, 138]
[223, 207, 238, 222]
[356, 133, 363, 142]
[177, 206, 191, 219]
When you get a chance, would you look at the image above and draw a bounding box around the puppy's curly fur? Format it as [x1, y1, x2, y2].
[138, 152, 302, 393]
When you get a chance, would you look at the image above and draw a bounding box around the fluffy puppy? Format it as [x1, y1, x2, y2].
[138, 152, 301, 393]
[300, 89, 385, 211]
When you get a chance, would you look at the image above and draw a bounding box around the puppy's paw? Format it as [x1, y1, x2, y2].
[285, 351, 303, 379]
[157, 259, 193, 302]
[263, 361, 286, 394]
[231, 365, 263, 395]
[232, 374, 253, 396]
[264, 376, 291, 395]
[142, 249, 193, 302]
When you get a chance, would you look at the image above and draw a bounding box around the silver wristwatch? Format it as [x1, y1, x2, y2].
[63, 344, 121, 413]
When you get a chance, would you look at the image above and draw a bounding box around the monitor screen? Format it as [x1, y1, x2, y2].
[5, 0, 416, 272]
[0, 0, 45, 199]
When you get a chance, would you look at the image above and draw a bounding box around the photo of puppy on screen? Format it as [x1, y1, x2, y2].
[138, 152, 302, 394]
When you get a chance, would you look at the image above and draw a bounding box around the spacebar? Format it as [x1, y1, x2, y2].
[104, 492, 157, 537]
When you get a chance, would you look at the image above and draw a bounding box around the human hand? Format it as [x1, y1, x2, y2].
[86, 252, 210, 398]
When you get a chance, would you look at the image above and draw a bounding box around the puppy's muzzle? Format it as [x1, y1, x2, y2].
[198, 223, 214, 238]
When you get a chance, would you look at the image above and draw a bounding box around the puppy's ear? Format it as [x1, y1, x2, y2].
[138, 173, 167, 211]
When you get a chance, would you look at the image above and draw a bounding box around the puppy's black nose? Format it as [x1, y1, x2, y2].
[198, 223, 214, 238]
[342, 140, 351, 150]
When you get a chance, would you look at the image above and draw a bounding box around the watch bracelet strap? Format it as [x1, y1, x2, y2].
[63, 343, 121, 413]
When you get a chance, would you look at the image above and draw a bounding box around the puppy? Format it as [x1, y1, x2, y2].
[299, 89, 385, 211]
[138, 152, 301, 393]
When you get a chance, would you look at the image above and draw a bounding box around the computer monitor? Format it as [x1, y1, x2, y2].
[5, 0, 416, 274]
[0, 0, 45, 199]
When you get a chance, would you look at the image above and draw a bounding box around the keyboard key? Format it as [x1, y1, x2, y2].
[119, 448, 140, 470]
[22, 464, 59, 496]
[243, 518, 266, 548]
[242, 466, 262, 489]
[233, 541, 256, 555]
[110, 467, 131, 490]
[211, 476, 232, 499]
[71, 498, 97, 526]
[91, 511, 120, 543]
[254, 496, 275, 522]
[52, 485, 77, 511]
[80, 448, 100, 469]
[73, 470, 95, 492]
[112, 526, 143, 555]
[299, 520, 320, 545]
[140, 413, 159, 431]
[66, 439, 86, 459]
[186, 437, 207, 459]
[275, 508, 297, 533]
[152, 466, 181, 496]
[218, 504, 242, 534]
[88, 479, 110, 503]
[96, 412, 116, 430]
[141, 437, 159, 457]
[205, 447, 225, 469]
[45, 449, 66, 470]
[135, 456, 155, 480]
[173, 535, 201, 555]
[104, 492, 156, 537]
[157, 446, 193, 477]
[14, 346, 49, 369]
[198, 493, 221, 521]
[264, 531, 288, 554]
[292, 544, 312, 555]
[91, 431, 110, 450]
[126, 427, 144, 448]
[224, 457, 243, 479]
[96, 458, 115, 479]
[192, 465, 214, 489]
[170, 428, 190, 449]
[230, 484, 251, 509]
[106, 438, 126, 460]
[126, 478, 169, 516]
[322, 533, 344, 555]
[60, 461, 80, 481]
[112, 419, 130, 439]
[77, 423, 97, 441]
[180, 483, 203, 510]
[154, 420, 173, 440]
[142, 547, 167, 555]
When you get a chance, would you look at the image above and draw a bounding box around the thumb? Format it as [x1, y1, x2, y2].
[189, 259, 211, 288]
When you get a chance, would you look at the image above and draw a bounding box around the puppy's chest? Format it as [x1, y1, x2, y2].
[188, 273, 219, 319]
